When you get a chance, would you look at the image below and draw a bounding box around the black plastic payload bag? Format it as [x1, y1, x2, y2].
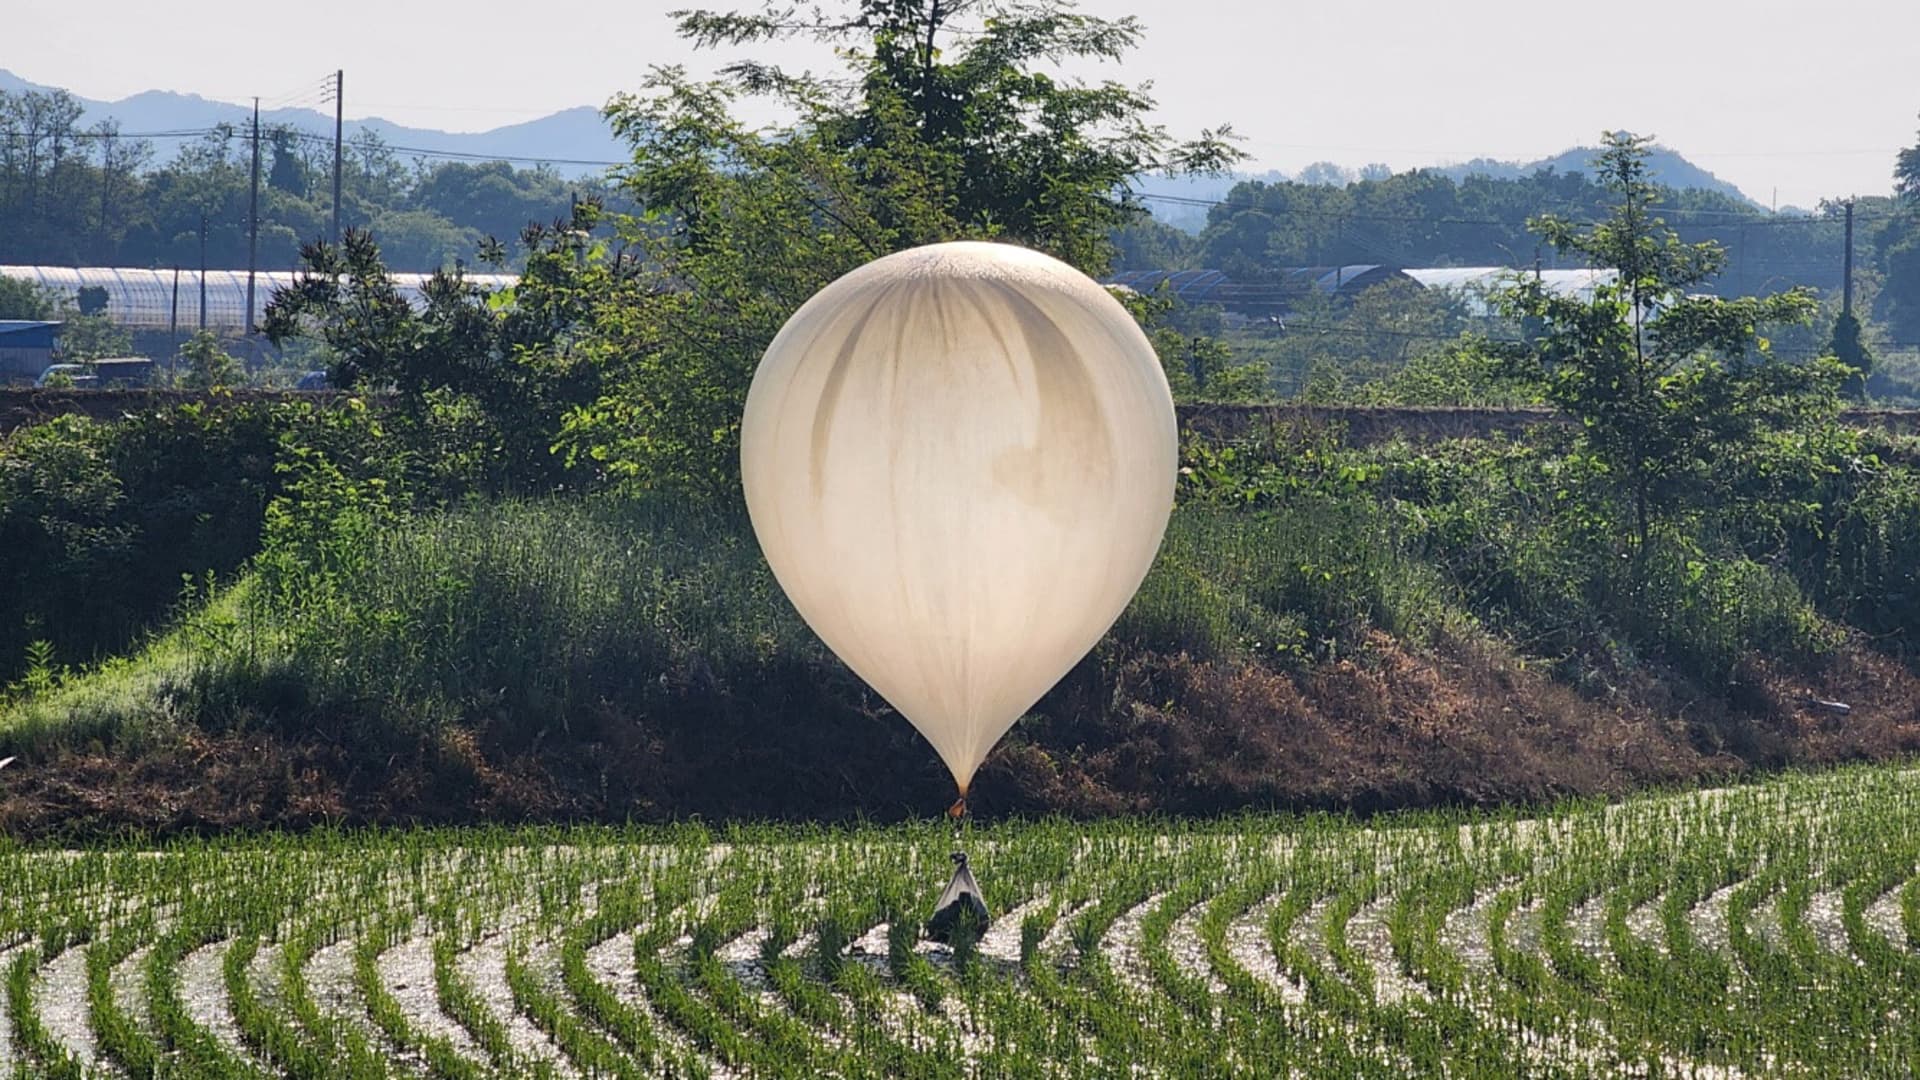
[925, 851, 991, 942]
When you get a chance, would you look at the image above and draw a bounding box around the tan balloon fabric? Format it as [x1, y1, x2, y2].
[741, 241, 1178, 794]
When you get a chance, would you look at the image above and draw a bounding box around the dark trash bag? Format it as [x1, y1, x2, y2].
[925, 851, 991, 942]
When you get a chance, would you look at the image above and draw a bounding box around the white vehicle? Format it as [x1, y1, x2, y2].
[34, 363, 98, 388]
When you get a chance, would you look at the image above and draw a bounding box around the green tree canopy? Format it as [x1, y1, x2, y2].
[57, 314, 133, 362]
[177, 330, 242, 389]
[264, 214, 615, 491]
[556, 0, 1241, 495]
[1503, 133, 1837, 554]
[1897, 116, 1920, 203]
[0, 277, 58, 321]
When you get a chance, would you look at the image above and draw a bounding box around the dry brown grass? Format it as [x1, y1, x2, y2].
[4, 631, 1918, 840]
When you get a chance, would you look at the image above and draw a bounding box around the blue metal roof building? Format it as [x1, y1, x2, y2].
[0, 320, 61, 382]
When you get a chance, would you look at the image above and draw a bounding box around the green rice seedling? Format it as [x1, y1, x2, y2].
[6, 763, 1920, 1078]
[503, 945, 651, 1080]
[8, 945, 86, 1080]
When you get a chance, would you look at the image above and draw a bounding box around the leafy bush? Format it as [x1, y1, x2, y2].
[176, 331, 243, 389]
[0, 401, 397, 684]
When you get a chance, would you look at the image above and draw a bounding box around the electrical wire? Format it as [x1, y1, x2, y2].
[1129, 190, 1889, 230]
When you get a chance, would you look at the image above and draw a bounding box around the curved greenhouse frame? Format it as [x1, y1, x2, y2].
[0, 266, 519, 332]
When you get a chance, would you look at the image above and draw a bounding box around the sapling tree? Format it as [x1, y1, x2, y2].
[1502, 132, 1843, 562]
[177, 330, 242, 390]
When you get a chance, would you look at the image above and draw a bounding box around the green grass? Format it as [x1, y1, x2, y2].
[1, 494, 1472, 754]
[2, 763, 1919, 1077]
[0, 579, 256, 753]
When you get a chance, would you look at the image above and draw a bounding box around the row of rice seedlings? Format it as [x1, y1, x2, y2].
[1540, 769, 1916, 1075]
[5, 764, 1920, 1077]
[1389, 857, 1560, 1075]
[1078, 848, 1235, 1077]
[1137, 854, 1300, 1078]
[1270, 843, 1412, 1074]
[145, 914, 270, 1078]
[768, 848, 969, 1076]
[504, 943, 648, 1080]
[355, 911, 482, 1080]
[86, 906, 163, 1075]
[1324, 827, 1556, 1076]
[7, 940, 85, 1080]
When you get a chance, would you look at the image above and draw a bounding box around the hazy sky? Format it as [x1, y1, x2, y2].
[8, 0, 1919, 208]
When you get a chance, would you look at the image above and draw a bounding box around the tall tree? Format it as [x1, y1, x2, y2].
[1897, 116, 1920, 203]
[1881, 123, 1920, 340]
[1504, 133, 1836, 557]
[1828, 309, 1873, 398]
[265, 213, 613, 490]
[266, 126, 311, 196]
[558, 0, 1241, 494]
[0, 277, 58, 320]
[91, 119, 152, 248]
[668, 0, 1237, 273]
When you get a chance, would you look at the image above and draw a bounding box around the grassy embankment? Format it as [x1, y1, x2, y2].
[4, 409, 1917, 836]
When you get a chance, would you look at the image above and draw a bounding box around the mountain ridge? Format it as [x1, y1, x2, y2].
[1136, 146, 1764, 232]
[4, 70, 1765, 224]
[0, 69, 627, 178]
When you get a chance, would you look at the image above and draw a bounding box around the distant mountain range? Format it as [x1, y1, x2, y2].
[0, 69, 627, 178]
[1430, 148, 1753, 203]
[4, 69, 1761, 228]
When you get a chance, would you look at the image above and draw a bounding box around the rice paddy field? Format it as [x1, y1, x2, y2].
[3, 764, 1918, 1079]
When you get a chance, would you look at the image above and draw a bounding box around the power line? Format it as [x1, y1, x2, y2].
[259, 74, 337, 112]
[0, 124, 627, 169]
[271, 128, 624, 168]
[1130, 190, 1889, 230]
[0, 128, 234, 140]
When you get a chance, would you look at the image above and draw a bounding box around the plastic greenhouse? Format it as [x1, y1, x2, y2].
[0, 266, 518, 332]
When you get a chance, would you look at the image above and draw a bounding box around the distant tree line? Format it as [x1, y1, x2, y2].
[1116, 157, 1913, 308]
[0, 87, 615, 272]
[1114, 121, 1920, 402]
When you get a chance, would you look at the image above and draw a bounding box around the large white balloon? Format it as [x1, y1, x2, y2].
[741, 241, 1178, 796]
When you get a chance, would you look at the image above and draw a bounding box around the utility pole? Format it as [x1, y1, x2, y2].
[169, 266, 180, 365]
[1843, 198, 1856, 317]
[99, 129, 113, 236]
[198, 213, 208, 331]
[247, 97, 261, 335]
[330, 69, 344, 246]
[1737, 224, 1747, 296]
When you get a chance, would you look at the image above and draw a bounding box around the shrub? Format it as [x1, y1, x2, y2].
[0, 401, 395, 685]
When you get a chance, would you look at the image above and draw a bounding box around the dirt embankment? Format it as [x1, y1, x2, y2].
[4, 635, 1916, 840]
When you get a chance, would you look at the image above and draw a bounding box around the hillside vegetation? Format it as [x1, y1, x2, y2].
[3, 404, 1917, 835]
[4, 1, 1920, 837]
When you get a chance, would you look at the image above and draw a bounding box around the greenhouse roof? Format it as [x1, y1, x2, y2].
[1404, 266, 1616, 302]
[0, 266, 520, 332]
